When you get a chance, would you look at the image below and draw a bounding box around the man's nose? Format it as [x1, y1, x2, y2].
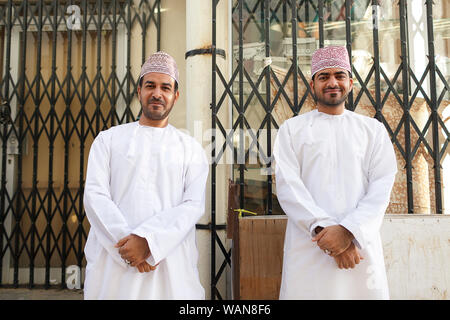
[327, 76, 338, 87]
[152, 87, 162, 98]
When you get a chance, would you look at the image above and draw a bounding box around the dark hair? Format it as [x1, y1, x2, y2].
[138, 75, 178, 92]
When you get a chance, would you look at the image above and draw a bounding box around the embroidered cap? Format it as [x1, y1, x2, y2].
[139, 51, 179, 85]
[311, 46, 352, 77]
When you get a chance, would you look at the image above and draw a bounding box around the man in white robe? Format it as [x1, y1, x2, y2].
[274, 46, 397, 299]
[83, 52, 208, 299]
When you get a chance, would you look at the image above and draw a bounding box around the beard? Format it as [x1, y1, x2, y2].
[141, 97, 174, 121]
[313, 87, 350, 107]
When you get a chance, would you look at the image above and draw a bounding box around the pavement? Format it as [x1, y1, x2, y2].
[0, 288, 84, 300]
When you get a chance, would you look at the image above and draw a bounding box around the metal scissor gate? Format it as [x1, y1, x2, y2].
[0, 0, 161, 288]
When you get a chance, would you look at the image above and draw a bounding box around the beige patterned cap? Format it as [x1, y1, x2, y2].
[139, 51, 179, 85]
[311, 46, 352, 77]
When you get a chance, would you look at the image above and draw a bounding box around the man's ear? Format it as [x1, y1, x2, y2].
[137, 85, 141, 99]
[174, 89, 180, 103]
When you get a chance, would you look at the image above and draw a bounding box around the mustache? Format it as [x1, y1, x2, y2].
[148, 97, 165, 105]
[324, 86, 341, 90]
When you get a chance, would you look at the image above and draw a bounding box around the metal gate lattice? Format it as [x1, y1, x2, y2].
[0, 0, 161, 288]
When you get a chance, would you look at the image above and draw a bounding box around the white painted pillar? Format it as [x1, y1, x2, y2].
[186, 0, 231, 299]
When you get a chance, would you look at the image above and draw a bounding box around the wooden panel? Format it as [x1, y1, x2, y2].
[236, 216, 287, 300]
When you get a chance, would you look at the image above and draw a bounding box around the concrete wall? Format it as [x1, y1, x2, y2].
[381, 214, 450, 299]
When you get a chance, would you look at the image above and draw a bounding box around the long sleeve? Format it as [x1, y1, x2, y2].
[339, 123, 397, 250]
[83, 132, 131, 268]
[131, 144, 209, 265]
[274, 122, 338, 235]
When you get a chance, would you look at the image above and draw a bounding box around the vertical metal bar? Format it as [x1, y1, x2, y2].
[371, 1, 382, 121]
[15, 0, 28, 287]
[157, 0, 161, 51]
[211, 0, 217, 300]
[264, 0, 272, 215]
[260, 0, 264, 42]
[141, 1, 147, 65]
[96, 0, 102, 134]
[62, 0, 74, 288]
[30, 0, 44, 288]
[111, 0, 117, 128]
[291, 1, 298, 115]
[305, 0, 309, 23]
[345, 0, 353, 111]
[425, 0, 442, 214]
[238, 0, 244, 210]
[399, 0, 414, 213]
[78, 0, 87, 268]
[0, 0, 13, 286]
[125, 0, 132, 123]
[45, 0, 59, 288]
[318, 0, 324, 48]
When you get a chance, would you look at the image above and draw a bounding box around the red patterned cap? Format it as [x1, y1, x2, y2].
[311, 46, 351, 77]
[139, 51, 179, 84]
